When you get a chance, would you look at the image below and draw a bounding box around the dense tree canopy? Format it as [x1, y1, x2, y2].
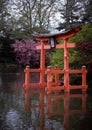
[12, 39, 50, 67]
[51, 24, 92, 67]
[2, 0, 58, 39]
[57, 0, 92, 30]
[0, 0, 92, 38]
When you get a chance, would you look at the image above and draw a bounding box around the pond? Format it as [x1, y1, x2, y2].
[0, 70, 92, 130]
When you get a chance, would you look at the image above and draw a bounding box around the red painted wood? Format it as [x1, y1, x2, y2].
[24, 27, 87, 93]
[36, 43, 75, 50]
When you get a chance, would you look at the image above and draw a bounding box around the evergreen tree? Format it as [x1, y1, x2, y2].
[57, 0, 88, 30]
[83, 0, 92, 23]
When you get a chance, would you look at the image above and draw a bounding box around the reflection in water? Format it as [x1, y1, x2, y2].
[0, 72, 25, 130]
[47, 93, 87, 130]
[0, 71, 92, 130]
[25, 89, 45, 130]
[25, 89, 88, 130]
[5, 109, 22, 129]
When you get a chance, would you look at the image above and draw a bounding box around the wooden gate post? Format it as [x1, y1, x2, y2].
[24, 66, 30, 89]
[54, 65, 60, 86]
[46, 66, 53, 94]
[40, 40, 45, 87]
[82, 66, 87, 92]
[64, 38, 70, 92]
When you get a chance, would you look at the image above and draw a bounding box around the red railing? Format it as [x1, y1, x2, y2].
[46, 65, 88, 93]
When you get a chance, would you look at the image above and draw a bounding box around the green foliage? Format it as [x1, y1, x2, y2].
[69, 49, 81, 69]
[69, 24, 92, 67]
[70, 24, 92, 42]
[50, 49, 64, 69]
[51, 24, 92, 70]
[69, 24, 92, 87]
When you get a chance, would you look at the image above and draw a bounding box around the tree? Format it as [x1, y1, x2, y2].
[51, 24, 92, 68]
[69, 24, 92, 87]
[0, 0, 10, 36]
[83, 0, 92, 23]
[57, 0, 89, 30]
[7, 0, 58, 39]
[50, 49, 64, 69]
[12, 39, 50, 67]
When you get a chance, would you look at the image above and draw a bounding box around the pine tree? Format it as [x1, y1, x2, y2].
[57, 0, 87, 30]
[83, 0, 92, 23]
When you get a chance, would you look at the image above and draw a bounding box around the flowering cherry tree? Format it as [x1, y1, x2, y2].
[12, 39, 50, 67]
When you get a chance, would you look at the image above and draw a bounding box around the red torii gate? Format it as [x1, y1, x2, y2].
[24, 26, 87, 93]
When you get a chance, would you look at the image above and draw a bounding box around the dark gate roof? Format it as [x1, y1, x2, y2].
[33, 26, 81, 40]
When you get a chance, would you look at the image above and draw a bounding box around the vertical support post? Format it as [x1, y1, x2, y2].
[46, 66, 53, 94]
[64, 38, 70, 92]
[54, 65, 59, 86]
[82, 65, 87, 92]
[24, 66, 30, 89]
[40, 40, 45, 87]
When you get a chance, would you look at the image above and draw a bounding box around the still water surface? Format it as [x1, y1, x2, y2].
[0, 70, 92, 130]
